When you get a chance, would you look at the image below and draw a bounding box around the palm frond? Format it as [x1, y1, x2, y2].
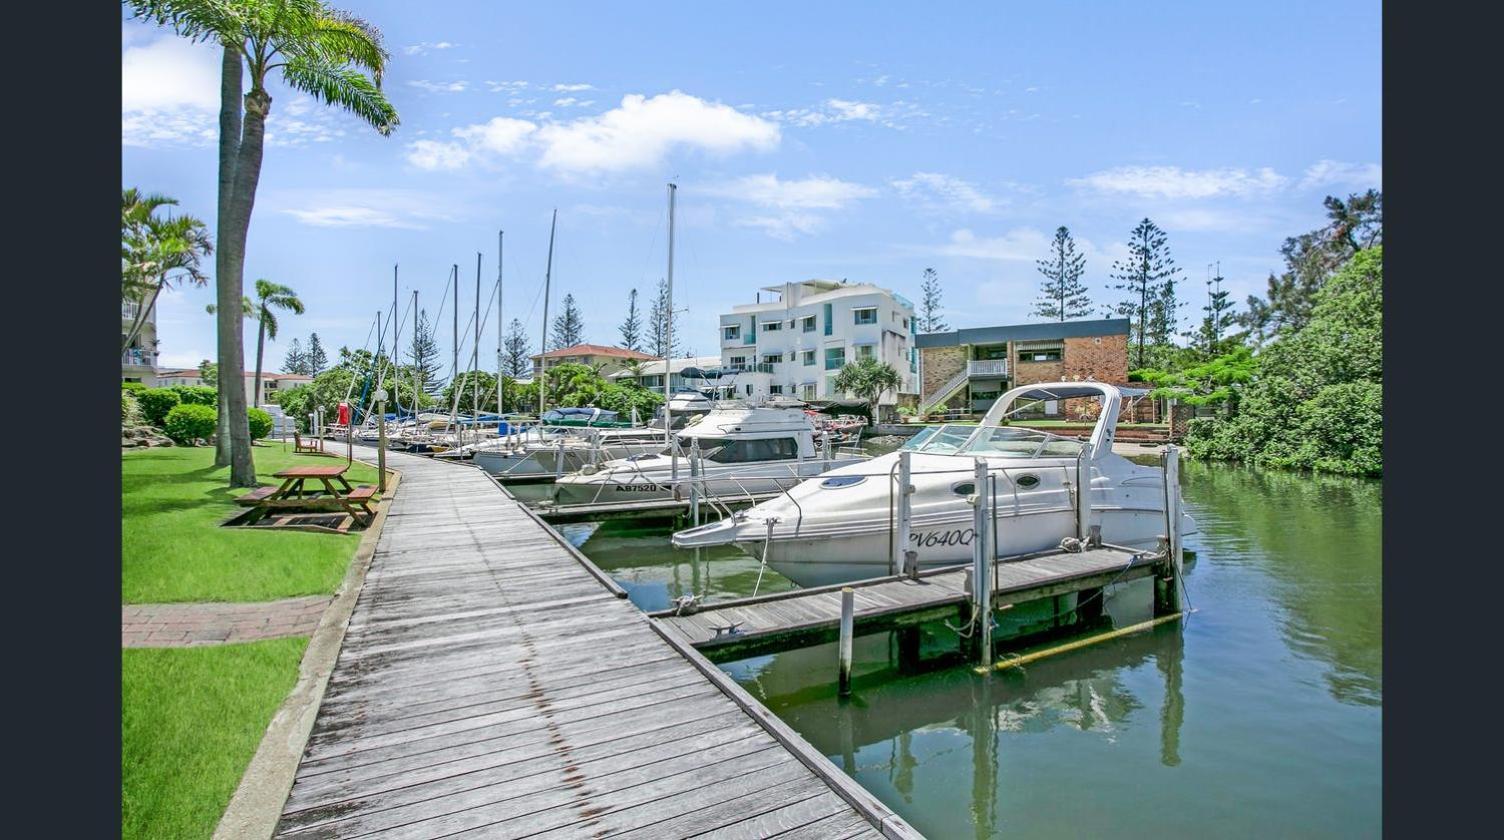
[281, 56, 399, 134]
[304, 12, 389, 76]
[126, 0, 248, 46]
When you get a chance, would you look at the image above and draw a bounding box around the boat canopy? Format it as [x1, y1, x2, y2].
[977, 380, 1134, 458]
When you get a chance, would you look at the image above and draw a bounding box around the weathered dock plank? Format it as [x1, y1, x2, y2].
[274, 450, 909, 839]
[652, 546, 1161, 660]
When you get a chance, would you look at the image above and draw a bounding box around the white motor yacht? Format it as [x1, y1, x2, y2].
[550, 402, 869, 506]
[672, 381, 1198, 588]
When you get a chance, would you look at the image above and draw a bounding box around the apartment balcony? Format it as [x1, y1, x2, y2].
[724, 362, 775, 374]
[967, 359, 1008, 378]
[122, 349, 156, 368]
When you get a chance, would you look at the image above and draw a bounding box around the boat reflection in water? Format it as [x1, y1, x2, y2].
[724, 606, 1184, 840]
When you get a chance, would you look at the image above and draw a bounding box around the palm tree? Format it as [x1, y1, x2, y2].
[121, 188, 212, 352]
[832, 357, 902, 425]
[128, 0, 399, 486]
[208, 280, 305, 405]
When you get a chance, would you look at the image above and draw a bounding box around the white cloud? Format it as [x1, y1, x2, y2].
[707, 174, 876, 239]
[826, 99, 879, 121]
[934, 227, 1129, 266]
[1300, 160, 1382, 190]
[486, 80, 529, 93]
[707, 174, 877, 209]
[122, 31, 219, 111]
[552, 97, 594, 107]
[552, 83, 595, 92]
[404, 41, 456, 55]
[452, 117, 538, 154]
[406, 139, 473, 170]
[891, 172, 1000, 213]
[273, 189, 455, 229]
[408, 79, 468, 93]
[1069, 165, 1288, 199]
[535, 91, 779, 173]
[764, 98, 883, 127]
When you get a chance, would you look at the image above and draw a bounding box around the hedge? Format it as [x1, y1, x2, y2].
[137, 389, 182, 427]
[170, 385, 218, 407]
[163, 403, 218, 444]
[247, 408, 273, 441]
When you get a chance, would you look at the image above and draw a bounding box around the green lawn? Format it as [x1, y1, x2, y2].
[122, 444, 380, 603]
[122, 638, 307, 840]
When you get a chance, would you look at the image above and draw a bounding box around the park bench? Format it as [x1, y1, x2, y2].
[293, 432, 322, 454]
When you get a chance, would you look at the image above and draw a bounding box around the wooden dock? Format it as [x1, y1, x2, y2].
[651, 547, 1164, 662]
[275, 450, 917, 839]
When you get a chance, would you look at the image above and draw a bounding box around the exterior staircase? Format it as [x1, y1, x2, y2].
[919, 369, 969, 415]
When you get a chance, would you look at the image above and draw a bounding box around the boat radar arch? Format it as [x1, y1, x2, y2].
[974, 381, 1138, 458]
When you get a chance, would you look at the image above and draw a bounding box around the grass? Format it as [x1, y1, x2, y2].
[122, 638, 307, 840]
[122, 443, 380, 603]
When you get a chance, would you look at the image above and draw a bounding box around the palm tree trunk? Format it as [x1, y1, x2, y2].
[221, 86, 272, 487]
[254, 314, 266, 407]
[214, 43, 242, 467]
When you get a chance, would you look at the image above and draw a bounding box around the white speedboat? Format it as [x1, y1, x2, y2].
[551, 403, 869, 505]
[672, 381, 1198, 588]
[475, 391, 715, 479]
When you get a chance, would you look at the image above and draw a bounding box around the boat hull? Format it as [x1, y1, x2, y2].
[551, 457, 867, 506]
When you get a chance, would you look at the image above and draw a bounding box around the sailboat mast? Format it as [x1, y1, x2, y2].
[473, 251, 482, 429]
[451, 263, 459, 433]
[392, 264, 400, 418]
[539, 209, 557, 417]
[663, 183, 676, 440]
[505, 229, 511, 420]
[411, 290, 419, 421]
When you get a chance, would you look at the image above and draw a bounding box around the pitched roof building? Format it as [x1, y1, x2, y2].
[528, 344, 658, 378]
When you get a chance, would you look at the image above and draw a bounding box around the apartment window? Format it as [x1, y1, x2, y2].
[801, 383, 817, 400]
[801, 349, 816, 366]
[762, 320, 782, 331]
[823, 303, 833, 335]
[1020, 348, 1063, 362]
[854, 343, 876, 361]
[763, 353, 784, 364]
[769, 385, 784, 395]
[801, 315, 816, 332]
[824, 346, 846, 370]
[641, 375, 664, 387]
[853, 307, 878, 325]
[722, 324, 741, 341]
[728, 355, 747, 368]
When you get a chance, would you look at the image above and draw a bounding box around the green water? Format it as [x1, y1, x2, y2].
[567, 459, 1381, 838]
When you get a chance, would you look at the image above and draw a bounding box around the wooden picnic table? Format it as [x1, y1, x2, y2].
[237, 464, 377, 527]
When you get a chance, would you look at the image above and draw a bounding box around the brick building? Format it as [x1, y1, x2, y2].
[916, 318, 1133, 417]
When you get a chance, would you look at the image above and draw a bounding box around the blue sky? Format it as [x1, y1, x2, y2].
[122, 0, 1381, 372]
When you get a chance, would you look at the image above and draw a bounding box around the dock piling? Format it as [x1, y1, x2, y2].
[972, 458, 993, 668]
[689, 438, 702, 526]
[1075, 441, 1094, 541]
[838, 586, 855, 697]
[894, 450, 913, 577]
[1156, 446, 1184, 615]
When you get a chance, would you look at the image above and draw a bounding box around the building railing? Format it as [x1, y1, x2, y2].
[723, 362, 775, 374]
[967, 359, 1008, 377]
[122, 349, 155, 367]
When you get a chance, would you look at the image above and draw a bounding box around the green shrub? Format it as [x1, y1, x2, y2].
[247, 408, 273, 441]
[137, 388, 182, 427]
[122, 390, 143, 426]
[163, 403, 218, 444]
[170, 385, 218, 407]
[121, 381, 148, 394]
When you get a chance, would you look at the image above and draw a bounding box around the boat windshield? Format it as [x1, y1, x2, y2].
[908, 423, 1084, 459]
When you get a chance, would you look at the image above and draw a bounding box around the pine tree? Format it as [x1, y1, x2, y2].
[918, 268, 948, 332]
[407, 309, 445, 396]
[550, 293, 585, 350]
[306, 332, 329, 375]
[618, 288, 643, 352]
[1197, 270, 1238, 354]
[282, 338, 307, 374]
[1149, 272, 1187, 347]
[503, 318, 532, 377]
[1108, 218, 1180, 369]
[648, 278, 680, 357]
[1032, 226, 1092, 321]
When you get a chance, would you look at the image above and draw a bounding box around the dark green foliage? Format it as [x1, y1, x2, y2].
[163, 403, 218, 444]
[1032, 227, 1092, 321]
[832, 357, 903, 419]
[919, 268, 948, 332]
[123, 391, 142, 425]
[550, 294, 585, 350]
[1108, 218, 1182, 368]
[170, 385, 218, 407]
[443, 371, 499, 414]
[503, 319, 532, 377]
[282, 338, 308, 374]
[305, 333, 328, 375]
[246, 407, 273, 440]
[649, 278, 680, 357]
[1133, 346, 1258, 408]
[406, 310, 444, 397]
[137, 388, 182, 427]
[619, 289, 643, 352]
[197, 360, 218, 389]
[122, 381, 148, 393]
[1185, 248, 1382, 476]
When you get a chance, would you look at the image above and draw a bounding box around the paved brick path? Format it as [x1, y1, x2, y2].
[122, 596, 332, 647]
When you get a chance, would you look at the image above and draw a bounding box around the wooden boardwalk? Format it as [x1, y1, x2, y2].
[652, 548, 1163, 662]
[275, 450, 915, 839]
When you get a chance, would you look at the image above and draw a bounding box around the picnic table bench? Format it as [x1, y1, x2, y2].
[235, 464, 378, 527]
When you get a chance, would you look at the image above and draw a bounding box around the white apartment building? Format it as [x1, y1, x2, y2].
[718, 279, 918, 406]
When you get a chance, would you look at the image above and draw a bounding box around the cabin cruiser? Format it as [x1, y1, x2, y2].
[672, 381, 1198, 588]
[551, 403, 869, 505]
[474, 391, 716, 479]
